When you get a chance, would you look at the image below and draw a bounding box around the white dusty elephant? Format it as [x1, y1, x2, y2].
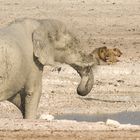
[0, 18, 94, 119]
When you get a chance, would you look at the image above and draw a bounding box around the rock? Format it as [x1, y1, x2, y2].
[40, 113, 54, 121]
[106, 119, 120, 127]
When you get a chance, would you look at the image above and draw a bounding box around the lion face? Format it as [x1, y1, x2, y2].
[98, 46, 108, 61]
[105, 48, 122, 64]
[112, 48, 122, 57]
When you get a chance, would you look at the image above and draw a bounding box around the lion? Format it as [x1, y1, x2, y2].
[90, 46, 108, 65]
[105, 48, 122, 64]
[90, 47, 122, 65]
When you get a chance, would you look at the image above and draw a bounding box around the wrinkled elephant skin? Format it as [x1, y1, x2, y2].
[0, 18, 94, 119]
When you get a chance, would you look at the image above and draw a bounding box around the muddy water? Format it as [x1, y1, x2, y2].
[55, 111, 140, 125]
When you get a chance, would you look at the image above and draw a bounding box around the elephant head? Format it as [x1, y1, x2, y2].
[32, 19, 94, 96]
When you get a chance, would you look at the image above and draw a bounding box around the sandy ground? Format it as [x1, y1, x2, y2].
[0, 119, 140, 140]
[0, 0, 140, 139]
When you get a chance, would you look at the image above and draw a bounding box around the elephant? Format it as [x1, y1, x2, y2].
[0, 18, 94, 119]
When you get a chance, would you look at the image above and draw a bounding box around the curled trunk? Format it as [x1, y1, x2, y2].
[71, 64, 94, 96]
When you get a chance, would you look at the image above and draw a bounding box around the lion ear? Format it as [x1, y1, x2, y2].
[100, 46, 107, 52]
[32, 27, 54, 65]
[113, 48, 117, 51]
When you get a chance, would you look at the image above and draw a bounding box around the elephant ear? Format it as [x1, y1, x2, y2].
[32, 27, 54, 66]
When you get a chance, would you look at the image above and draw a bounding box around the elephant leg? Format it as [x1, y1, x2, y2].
[24, 76, 42, 119]
[24, 87, 41, 119]
[8, 90, 26, 117]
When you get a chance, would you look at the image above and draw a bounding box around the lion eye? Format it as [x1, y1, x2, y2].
[100, 49, 104, 53]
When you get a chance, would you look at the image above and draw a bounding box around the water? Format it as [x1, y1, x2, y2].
[55, 111, 140, 125]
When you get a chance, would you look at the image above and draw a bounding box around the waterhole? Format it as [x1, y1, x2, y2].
[55, 111, 140, 125]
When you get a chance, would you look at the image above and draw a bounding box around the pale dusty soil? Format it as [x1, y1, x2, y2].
[0, 119, 140, 140]
[0, 0, 140, 139]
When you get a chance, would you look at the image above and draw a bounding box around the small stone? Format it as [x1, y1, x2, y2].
[117, 80, 124, 83]
[40, 113, 54, 121]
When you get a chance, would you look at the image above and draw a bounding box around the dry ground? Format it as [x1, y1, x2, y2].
[0, 0, 140, 139]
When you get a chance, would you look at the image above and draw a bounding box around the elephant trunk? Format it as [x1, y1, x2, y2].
[71, 64, 94, 96]
[77, 67, 93, 96]
[77, 73, 93, 96]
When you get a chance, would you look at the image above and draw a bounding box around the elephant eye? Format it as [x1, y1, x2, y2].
[85, 66, 91, 73]
[48, 32, 53, 42]
[55, 30, 60, 41]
